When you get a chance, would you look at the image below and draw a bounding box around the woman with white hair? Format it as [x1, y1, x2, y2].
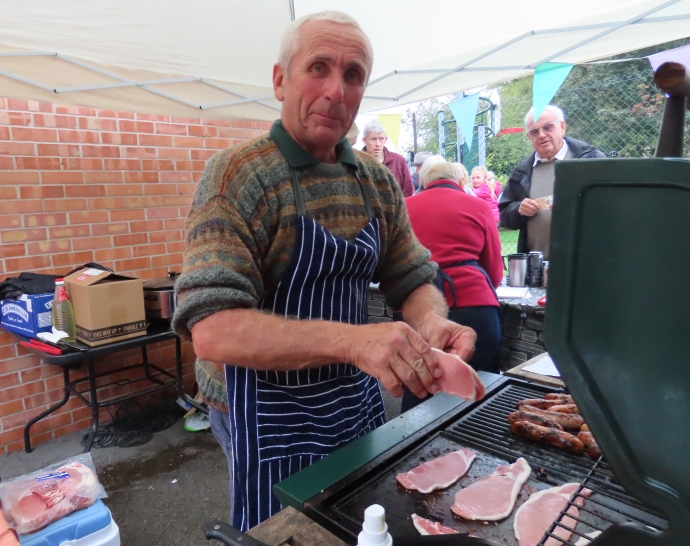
[404, 158, 503, 411]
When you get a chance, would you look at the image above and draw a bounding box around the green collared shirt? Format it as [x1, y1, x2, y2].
[269, 119, 358, 169]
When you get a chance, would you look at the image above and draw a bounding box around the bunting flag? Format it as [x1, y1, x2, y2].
[448, 92, 481, 150]
[532, 62, 574, 122]
[648, 43, 690, 71]
[377, 114, 402, 147]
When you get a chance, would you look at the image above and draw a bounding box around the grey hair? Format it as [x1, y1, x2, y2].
[362, 119, 385, 138]
[524, 105, 565, 127]
[278, 11, 374, 80]
[419, 155, 451, 188]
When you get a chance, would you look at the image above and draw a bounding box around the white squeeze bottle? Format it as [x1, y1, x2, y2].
[52, 278, 77, 342]
[358, 504, 393, 546]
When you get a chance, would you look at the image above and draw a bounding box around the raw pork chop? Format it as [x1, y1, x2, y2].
[432, 348, 486, 401]
[6, 461, 101, 534]
[411, 514, 459, 535]
[513, 483, 592, 546]
[396, 448, 476, 493]
[451, 457, 531, 521]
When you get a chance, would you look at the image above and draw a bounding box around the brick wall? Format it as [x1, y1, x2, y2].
[0, 97, 271, 454]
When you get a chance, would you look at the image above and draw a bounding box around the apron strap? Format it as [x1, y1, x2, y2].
[435, 260, 499, 306]
[290, 167, 374, 219]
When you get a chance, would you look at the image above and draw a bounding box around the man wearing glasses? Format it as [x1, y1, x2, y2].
[498, 105, 605, 259]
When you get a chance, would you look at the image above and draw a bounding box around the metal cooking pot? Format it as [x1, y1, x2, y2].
[142, 272, 178, 321]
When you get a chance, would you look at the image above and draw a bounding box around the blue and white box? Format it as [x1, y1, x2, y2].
[0, 293, 54, 337]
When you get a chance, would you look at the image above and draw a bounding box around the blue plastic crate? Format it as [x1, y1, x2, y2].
[0, 293, 53, 337]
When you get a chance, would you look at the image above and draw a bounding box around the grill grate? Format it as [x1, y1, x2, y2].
[444, 383, 668, 543]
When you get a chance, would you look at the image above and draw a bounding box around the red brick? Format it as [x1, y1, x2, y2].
[164, 218, 186, 230]
[54, 104, 84, 115]
[91, 223, 129, 236]
[103, 158, 141, 170]
[130, 220, 164, 233]
[25, 212, 68, 227]
[176, 160, 205, 171]
[36, 143, 79, 156]
[113, 233, 148, 246]
[1, 407, 51, 431]
[162, 195, 192, 207]
[0, 400, 23, 417]
[0, 141, 35, 156]
[160, 171, 192, 183]
[58, 129, 100, 143]
[86, 196, 125, 211]
[38, 157, 63, 170]
[115, 257, 151, 271]
[20, 185, 65, 199]
[178, 183, 199, 194]
[79, 117, 118, 131]
[65, 184, 106, 198]
[166, 241, 186, 253]
[188, 124, 217, 137]
[62, 158, 104, 170]
[191, 149, 217, 160]
[1, 227, 47, 243]
[157, 147, 189, 159]
[124, 171, 159, 183]
[33, 114, 79, 129]
[69, 211, 109, 224]
[232, 120, 260, 129]
[0, 111, 32, 126]
[0, 127, 9, 140]
[5, 254, 53, 271]
[1, 243, 26, 257]
[152, 253, 184, 267]
[0, 380, 45, 402]
[155, 123, 188, 135]
[49, 226, 91, 238]
[0, 187, 17, 199]
[0, 215, 22, 229]
[0, 171, 40, 185]
[139, 134, 173, 147]
[100, 132, 138, 145]
[126, 196, 161, 208]
[0, 156, 13, 169]
[121, 146, 157, 159]
[142, 159, 175, 171]
[118, 120, 154, 133]
[106, 184, 143, 197]
[20, 366, 61, 386]
[136, 113, 171, 122]
[204, 138, 234, 149]
[172, 136, 204, 148]
[44, 198, 88, 212]
[110, 209, 145, 221]
[217, 127, 249, 139]
[27, 240, 72, 255]
[0, 354, 40, 374]
[82, 145, 121, 158]
[96, 109, 119, 118]
[0, 344, 17, 360]
[0, 428, 24, 449]
[6, 98, 30, 110]
[150, 230, 182, 243]
[84, 171, 124, 183]
[52, 251, 95, 267]
[116, 110, 136, 119]
[12, 127, 58, 142]
[133, 243, 167, 257]
[14, 157, 39, 169]
[94, 247, 132, 261]
[42, 171, 85, 184]
[72, 236, 114, 251]
[143, 183, 177, 195]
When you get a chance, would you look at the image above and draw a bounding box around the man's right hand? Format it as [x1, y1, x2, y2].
[346, 322, 440, 399]
[518, 198, 540, 217]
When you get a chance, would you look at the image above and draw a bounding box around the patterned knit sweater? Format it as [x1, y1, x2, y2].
[172, 120, 437, 411]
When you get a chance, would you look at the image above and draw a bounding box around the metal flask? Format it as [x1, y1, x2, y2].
[507, 254, 529, 287]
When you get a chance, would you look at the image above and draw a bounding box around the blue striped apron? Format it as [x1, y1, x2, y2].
[225, 166, 386, 531]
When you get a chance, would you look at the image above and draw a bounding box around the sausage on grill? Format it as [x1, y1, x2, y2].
[548, 404, 580, 414]
[578, 431, 602, 459]
[516, 398, 562, 410]
[510, 421, 585, 454]
[580, 424, 590, 432]
[508, 411, 563, 430]
[517, 404, 585, 430]
[544, 393, 575, 404]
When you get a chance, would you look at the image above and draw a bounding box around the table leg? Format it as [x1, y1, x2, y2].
[24, 366, 72, 453]
[82, 359, 100, 453]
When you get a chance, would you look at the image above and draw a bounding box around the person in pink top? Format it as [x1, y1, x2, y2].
[471, 166, 502, 224]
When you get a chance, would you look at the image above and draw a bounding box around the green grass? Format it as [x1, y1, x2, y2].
[500, 228, 519, 258]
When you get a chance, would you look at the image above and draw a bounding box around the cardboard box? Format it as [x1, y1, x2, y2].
[0, 293, 54, 337]
[64, 268, 146, 346]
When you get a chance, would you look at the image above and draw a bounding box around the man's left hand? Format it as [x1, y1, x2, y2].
[415, 311, 477, 362]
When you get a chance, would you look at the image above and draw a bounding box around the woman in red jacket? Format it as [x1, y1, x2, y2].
[404, 159, 503, 411]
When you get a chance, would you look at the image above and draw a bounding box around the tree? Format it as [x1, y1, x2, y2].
[486, 133, 533, 181]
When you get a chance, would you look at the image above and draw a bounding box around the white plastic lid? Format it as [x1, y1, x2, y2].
[357, 504, 392, 546]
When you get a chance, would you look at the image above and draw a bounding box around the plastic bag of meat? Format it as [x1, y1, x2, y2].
[0, 453, 106, 535]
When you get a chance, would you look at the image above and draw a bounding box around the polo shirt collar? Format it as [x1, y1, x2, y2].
[533, 140, 569, 167]
[270, 120, 358, 169]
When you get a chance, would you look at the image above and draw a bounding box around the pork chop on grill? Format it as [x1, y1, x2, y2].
[411, 513, 459, 535]
[450, 457, 531, 521]
[432, 348, 486, 401]
[396, 448, 477, 493]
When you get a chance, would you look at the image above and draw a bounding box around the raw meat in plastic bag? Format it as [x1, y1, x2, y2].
[0, 453, 106, 535]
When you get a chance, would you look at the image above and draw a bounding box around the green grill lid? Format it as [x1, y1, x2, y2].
[546, 157, 690, 546]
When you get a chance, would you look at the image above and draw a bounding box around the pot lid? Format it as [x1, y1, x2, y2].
[143, 272, 179, 290]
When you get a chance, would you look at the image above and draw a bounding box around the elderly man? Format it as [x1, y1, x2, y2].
[362, 119, 415, 197]
[172, 11, 476, 531]
[498, 105, 605, 259]
[410, 151, 432, 192]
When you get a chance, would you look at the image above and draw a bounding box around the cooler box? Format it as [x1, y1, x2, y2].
[19, 500, 119, 546]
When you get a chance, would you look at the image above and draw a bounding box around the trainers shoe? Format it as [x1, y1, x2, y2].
[184, 411, 210, 432]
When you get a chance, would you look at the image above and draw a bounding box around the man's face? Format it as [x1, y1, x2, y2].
[526, 110, 566, 160]
[273, 20, 370, 159]
[363, 131, 387, 158]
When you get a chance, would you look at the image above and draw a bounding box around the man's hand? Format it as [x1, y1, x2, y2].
[518, 198, 540, 217]
[347, 322, 441, 399]
[415, 311, 477, 362]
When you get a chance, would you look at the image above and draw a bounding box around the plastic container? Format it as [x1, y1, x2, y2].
[52, 279, 76, 342]
[18, 500, 119, 546]
[357, 504, 392, 546]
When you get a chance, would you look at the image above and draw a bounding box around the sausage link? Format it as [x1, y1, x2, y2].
[508, 411, 564, 430]
[580, 424, 590, 432]
[578, 431, 602, 459]
[516, 398, 562, 410]
[518, 404, 585, 430]
[510, 421, 585, 454]
[548, 404, 580, 414]
[545, 393, 575, 404]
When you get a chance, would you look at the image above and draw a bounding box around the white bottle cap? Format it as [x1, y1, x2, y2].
[357, 504, 393, 546]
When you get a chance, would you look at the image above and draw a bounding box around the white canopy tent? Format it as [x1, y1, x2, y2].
[1, 0, 689, 121]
